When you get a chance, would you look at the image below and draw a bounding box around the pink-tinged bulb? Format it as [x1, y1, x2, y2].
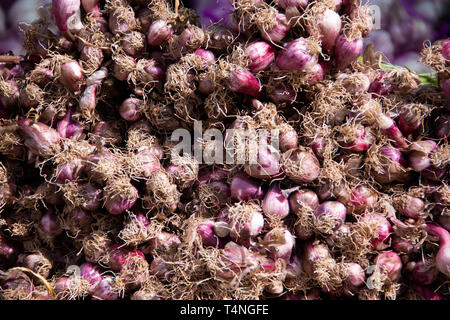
[122, 31, 147, 57]
[52, 0, 83, 35]
[56, 158, 85, 182]
[289, 189, 319, 214]
[104, 182, 138, 215]
[339, 124, 374, 153]
[0, 80, 19, 110]
[374, 251, 402, 282]
[263, 227, 295, 261]
[227, 67, 261, 98]
[79, 183, 103, 211]
[219, 205, 264, 241]
[80, 262, 102, 289]
[308, 63, 326, 85]
[81, 0, 101, 16]
[59, 61, 84, 92]
[276, 38, 319, 72]
[435, 114, 449, 139]
[279, 129, 298, 152]
[392, 237, 414, 255]
[302, 241, 331, 277]
[91, 276, 119, 300]
[180, 25, 205, 50]
[314, 201, 347, 232]
[398, 196, 425, 219]
[334, 34, 363, 71]
[407, 140, 438, 172]
[425, 223, 450, 278]
[79, 84, 98, 118]
[230, 172, 264, 201]
[359, 213, 392, 250]
[244, 147, 282, 180]
[194, 49, 216, 66]
[147, 20, 173, 47]
[18, 120, 61, 157]
[260, 13, 290, 43]
[112, 56, 136, 81]
[345, 262, 365, 288]
[245, 41, 276, 73]
[197, 221, 224, 247]
[283, 147, 321, 183]
[119, 97, 143, 122]
[262, 182, 290, 219]
[310, 9, 342, 52]
[441, 39, 450, 61]
[310, 137, 327, 161]
[339, 185, 378, 214]
[57, 109, 84, 140]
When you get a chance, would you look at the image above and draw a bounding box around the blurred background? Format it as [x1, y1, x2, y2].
[1, 0, 449, 72]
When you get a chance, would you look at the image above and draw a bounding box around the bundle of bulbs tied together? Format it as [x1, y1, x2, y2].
[0, 0, 449, 300]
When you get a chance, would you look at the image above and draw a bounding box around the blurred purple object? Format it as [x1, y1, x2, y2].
[187, 0, 234, 28]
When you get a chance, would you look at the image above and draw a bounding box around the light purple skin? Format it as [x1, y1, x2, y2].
[380, 146, 408, 167]
[59, 61, 84, 92]
[263, 227, 295, 261]
[79, 84, 98, 117]
[197, 221, 224, 247]
[408, 140, 438, 172]
[79, 183, 103, 211]
[310, 9, 342, 53]
[426, 223, 450, 278]
[289, 189, 319, 214]
[262, 182, 290, 219]
[276, 38, 318, 72]
[442, 39, 450, 61]
[147, 20, 173, 47]
[334, 34, 364, 71]
[302, 241, 331, 277]
[56, 158, 85, 182]
[279, 130, 298, 152]
[52, 0, 81, 33]
[345, 263, 365, 288]
[374, 251, 402, 282]
[18, 120, 61, 157]
[314, 201, 347, 231]
[359, 213, 392, 250]
[218, 207, 264, 241]
[80, 45, 104, 65]
[91, 276, 119, 300]
[260, 13, 290, 43]
[268, 85, 296, 105]
[230, 173, 265, 201]
[245, 41, 276, 73]
[308, 63, 326, 85]
[310, 137, 327, 161]
[108, 9, 136, 35]
[142, 61, 166, 83]
[227, 68, 262, 98]
[41, 208, 63, 237]
[119, 97, 143, 122]
[340, 125, 373, 153]
[80, 262, 103, 290]
[105, 184, 138, 215]
[399, 196, 425, 219]
[245, 148, 282, 180]
[194, 49, 216, 66]
[71, 207, 93, 232]
[57, 109, 84, 140]
[121, 32, 147, 56]
[284, 148, 321, 183]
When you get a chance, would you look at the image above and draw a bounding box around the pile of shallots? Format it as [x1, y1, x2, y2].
[0, 0, 448, 300]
